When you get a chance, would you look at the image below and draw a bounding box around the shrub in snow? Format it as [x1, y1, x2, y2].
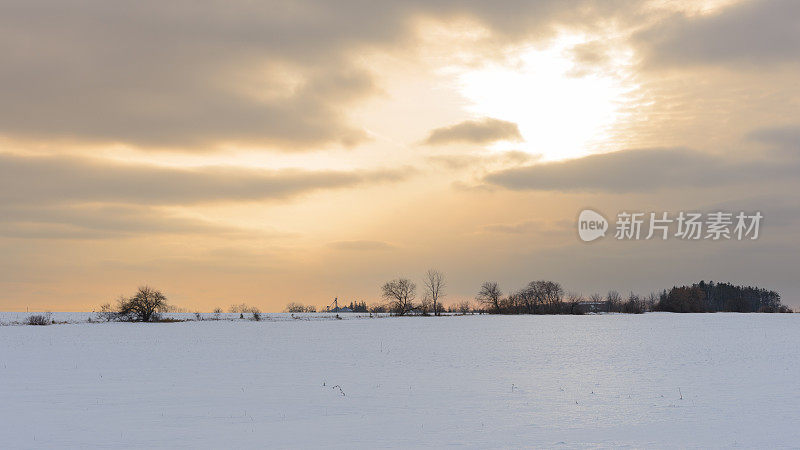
[95, 303, 120, 322]
[26, 312, 52, 326]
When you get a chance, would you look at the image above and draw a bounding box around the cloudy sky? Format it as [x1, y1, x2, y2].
[2, 0, 799, 311]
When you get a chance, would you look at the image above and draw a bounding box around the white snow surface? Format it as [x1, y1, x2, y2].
[1, 312, 798, 448]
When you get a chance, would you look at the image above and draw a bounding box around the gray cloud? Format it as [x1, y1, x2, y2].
[484, 147, 799, 192]
[747, 125, 800, 156]
[701, 194, 800, 231]
[0, 153, 409, 206]
[425, 118, 523, 145]
[0, 1, 385, 149]
[427, 150, 537, 170]
[0, 0, 644, 150]
[636, 0, 800, 67]
[0, 204, 247, 239]
[570, 40, 610, 67]
[482, 219, 571, 235]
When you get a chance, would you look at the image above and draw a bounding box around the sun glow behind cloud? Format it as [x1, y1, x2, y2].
[454, 35, 637, 161]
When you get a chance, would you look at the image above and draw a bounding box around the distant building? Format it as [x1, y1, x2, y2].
[577, 301, 606, 313]
[325, 298, 354, 313]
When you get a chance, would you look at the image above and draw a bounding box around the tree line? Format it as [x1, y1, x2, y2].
[654, 281, 789, 313]
[472, 281, 653, 315]
[95, 286, 264, 322]
[375, 275, 790, 316]
[371, 275, 654, 316]
[85, 277, 790, 324]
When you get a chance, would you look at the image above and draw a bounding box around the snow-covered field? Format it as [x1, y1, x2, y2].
[0, 311, 381, 325]
[1, 313, 798, 448]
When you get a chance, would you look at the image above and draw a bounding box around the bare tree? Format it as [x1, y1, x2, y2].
[477, 281, 503, 314]
[286, 302, 317, 313]
[541, 281, 564, 310]
[423, 269, 446, 316]
[607, 290, 622, 313]
[285, 302, 308, 313]
[623, 292, 644, 314]
[369, 303, 388, 313]
[457, 300, 472, 315]
[419, 296, 432, 316]
[566, 292, 584, 314]
[381, 278, 417, 316]
[588, 293, 604, 312]
[523, 280, 564, 313]
[118, 286, 169, 322]
[644, 292, 658, 311]
[503, 292, 520, 314]
[515, 285, 536, 314]
[96, 302, 118, 322]
[228, 303, 260, 314]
